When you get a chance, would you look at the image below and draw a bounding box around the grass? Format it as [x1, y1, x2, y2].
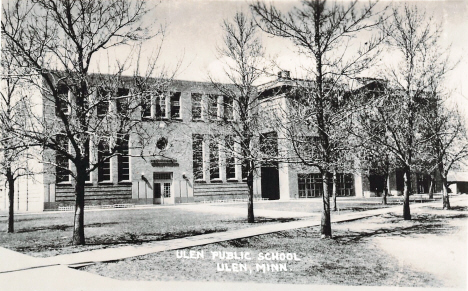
[0, 207, 294, 257]
[82, 211, 467, 287]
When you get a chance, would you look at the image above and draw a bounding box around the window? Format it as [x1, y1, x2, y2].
[98, 140, 111, 182]
[56, 134, 69, 183]
[84, 139, 91, 182]
[260, 131, 278, 156]
[192, 134, 204, 180]
[209, 138, 220, 180]
[116, 88, 130, 115]
[55, 85, 69, 116]
[97, 88, 110, 118]
[225, 135, 236, 180]
[141, 93, 152, 119]
[241, 159, 248, 181]
[155, 94, 166, 119]
[223, 95, 234, 121]
[117, 135, 130, 182]
[171, 92, 181, 119]
[208, 94, 218, 120]
[336, 173, 354, 196]
[298, 173, 323, 198]
[192, 93, 202, 120]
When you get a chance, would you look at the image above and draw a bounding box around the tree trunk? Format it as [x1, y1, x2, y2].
[247, 160, 255, 223]
[403, 168, 411, 220]
[72, 164, 86, 245]
[428, 172, 435, 199]
[321, 171, 332, 238]
[441, 175, 450, 210]
[6, 168, 14, 233]
[332, 170, 337, 211]
[382, 174, 388, 205]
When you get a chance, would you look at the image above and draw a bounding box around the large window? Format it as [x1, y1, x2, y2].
[55, 85, 69, 116]
[225, 135, 236, 180]
[298, 174, 322, 198]
[336, 173, 354, 196]
[98, 140, 111, 182]
[298, 173, 354, 197]
[56, 134, 69, 183]
[171, 92, 181, 119]
[192, 93, 202, 120]
[192, 134, 204, 181]
[117, 135, 130, 182]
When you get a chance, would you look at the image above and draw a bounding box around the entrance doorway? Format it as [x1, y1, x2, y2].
[153, 172, 173, 204]
[261, 166, 280, 200]
[369, 174, 385, 196]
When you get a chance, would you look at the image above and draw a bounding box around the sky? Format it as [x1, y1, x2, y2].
[97, 0, 468, 110]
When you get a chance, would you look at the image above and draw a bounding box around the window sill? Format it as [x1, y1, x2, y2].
[56, 182, 72, 186]
[118, 181, 132, 185]
[98, 181, 113, 185]
[194, 179, 207, 184]
[227, 178, 239, 182]
[210, 179, 223, 183]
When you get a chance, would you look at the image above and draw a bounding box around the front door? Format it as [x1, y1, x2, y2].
[261, 166, 280, 200]
[153, 172, 173, 204]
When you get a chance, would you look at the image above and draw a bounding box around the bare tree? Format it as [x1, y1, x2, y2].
[422, 101, 468, 209]
[209, 12, 267, 223]
[0, 42, 36, 233]
[252, 0, 385, 237]
[1, 0, 168, 244]
[368, 4, 455, 219]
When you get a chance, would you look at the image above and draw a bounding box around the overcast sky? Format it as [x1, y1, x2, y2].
[96, 0, 468, 109]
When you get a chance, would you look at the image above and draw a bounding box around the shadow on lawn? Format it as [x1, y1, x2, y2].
[220, 217, 298, 224]
[16, 222, 119, 233]
[333, 213, 467, 243]
[85, 228, 229, 246]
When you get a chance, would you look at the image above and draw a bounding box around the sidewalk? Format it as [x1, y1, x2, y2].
[0, 197, 466, 291]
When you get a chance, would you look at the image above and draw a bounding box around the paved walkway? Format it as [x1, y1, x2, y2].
[0, 196, 466, 291]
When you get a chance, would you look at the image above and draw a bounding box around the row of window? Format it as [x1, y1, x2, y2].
[298, 173, 354, 198]
[55, 86, 234, 122]
[192, 134, 244, 182]
[56, 135, 130, 183]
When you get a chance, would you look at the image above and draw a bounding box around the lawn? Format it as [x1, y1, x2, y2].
[0, 207, 294, 257]
[83, 210, 467, 287]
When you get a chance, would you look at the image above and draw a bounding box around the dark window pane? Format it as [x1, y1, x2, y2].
[208, 94, 218, 120]
[209, 138, 220, 180]
[192, 93, 202, 120]
[55, 85, 69, 116]
[141, 93, 152, 118]
[192, 134, 203, 180]
[98, 140, 111, 182]
[56, 134, 69, 183]
[223, 95, 233, 121]
[171, 92, 181, 119]
[117, 135, 130, 181]
[97, 88, 110, 118]
[225, 135, 236, 180]
[155, 95, 166, 119]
